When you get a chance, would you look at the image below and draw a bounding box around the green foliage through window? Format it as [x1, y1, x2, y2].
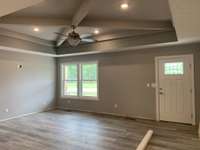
[82, 64, 97, 80]
[64, 64, 77, 80]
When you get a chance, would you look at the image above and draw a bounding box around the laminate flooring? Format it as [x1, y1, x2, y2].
[0, 110, 199, 150]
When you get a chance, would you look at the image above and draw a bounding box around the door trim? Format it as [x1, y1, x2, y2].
[155, 54, 195, 125]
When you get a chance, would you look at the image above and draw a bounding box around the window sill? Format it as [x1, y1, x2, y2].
[60, 96, 99, 101]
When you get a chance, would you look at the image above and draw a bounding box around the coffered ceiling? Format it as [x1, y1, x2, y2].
[0, 0, 200, 57]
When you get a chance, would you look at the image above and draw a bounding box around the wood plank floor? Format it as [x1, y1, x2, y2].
[0, 110, 199, 150]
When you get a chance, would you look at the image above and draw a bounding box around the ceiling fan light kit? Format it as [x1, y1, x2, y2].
[67, 32, 81, 47]
[67, 25, 81, 47]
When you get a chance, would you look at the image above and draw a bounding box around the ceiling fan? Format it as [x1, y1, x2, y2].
[55, 25, 96, 47]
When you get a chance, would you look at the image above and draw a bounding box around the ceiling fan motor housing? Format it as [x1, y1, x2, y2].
[67, 30, 81, 47]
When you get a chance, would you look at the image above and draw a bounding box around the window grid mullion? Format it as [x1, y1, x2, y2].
[62, 65, 65, 96]
[76, 64, 79, 97]
[78, 64, 82, 97]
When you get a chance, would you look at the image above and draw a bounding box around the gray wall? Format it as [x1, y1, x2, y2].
[57, 43, 200, 122]
[0, 50, 56, 121]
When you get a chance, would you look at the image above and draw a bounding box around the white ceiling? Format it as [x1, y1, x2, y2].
[7, 0, 81, 18]
[0, 0, 172, 41]
[0, 0, 44, 17]
[169, 0, 200, 41]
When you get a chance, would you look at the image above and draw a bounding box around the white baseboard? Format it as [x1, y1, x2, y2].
[0, 111, 40, 122]
[0, 107, 55, 122]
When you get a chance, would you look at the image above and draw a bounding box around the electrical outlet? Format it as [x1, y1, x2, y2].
[114, 104, 118, 109]
[5, 108, 9, 113]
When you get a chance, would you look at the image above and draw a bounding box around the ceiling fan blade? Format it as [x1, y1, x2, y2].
[81, 38, 97, 43]
[54, 32, 68, 37]
[80, 34, 92, 39]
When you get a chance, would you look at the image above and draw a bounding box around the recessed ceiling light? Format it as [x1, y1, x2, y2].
[121, 3, 129, 10]
[94, 29, 99, 34]
[33, 27, 39, 32]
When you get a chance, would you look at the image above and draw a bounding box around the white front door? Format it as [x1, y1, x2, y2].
[157, 55, 194, 124]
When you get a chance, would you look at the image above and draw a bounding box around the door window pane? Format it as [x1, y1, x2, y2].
[164, 62, 184, 75]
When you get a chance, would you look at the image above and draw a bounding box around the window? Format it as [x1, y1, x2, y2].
[81, 63, 98, 97]
[61, 62, 98, 99]
[63, 64, 78, 96]
[164, 62, 184, 75]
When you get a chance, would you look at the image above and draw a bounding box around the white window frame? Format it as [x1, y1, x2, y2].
[60, 61, 99, 100]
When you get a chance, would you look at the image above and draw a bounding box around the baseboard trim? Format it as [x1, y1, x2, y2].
[56, 107, 155, 122]
[0, 107, 56, 122]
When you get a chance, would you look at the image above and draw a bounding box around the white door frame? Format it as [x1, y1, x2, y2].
[155, 54, 196, 125]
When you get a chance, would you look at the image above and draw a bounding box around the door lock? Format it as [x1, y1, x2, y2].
[159, 88, 164, 95]
[159, 91, 164, 95]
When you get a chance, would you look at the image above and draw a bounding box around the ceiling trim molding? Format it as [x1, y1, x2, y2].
[1, 38, 200, 58]
[0, 46, 57, 57]
[56, 38, 200, 57]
